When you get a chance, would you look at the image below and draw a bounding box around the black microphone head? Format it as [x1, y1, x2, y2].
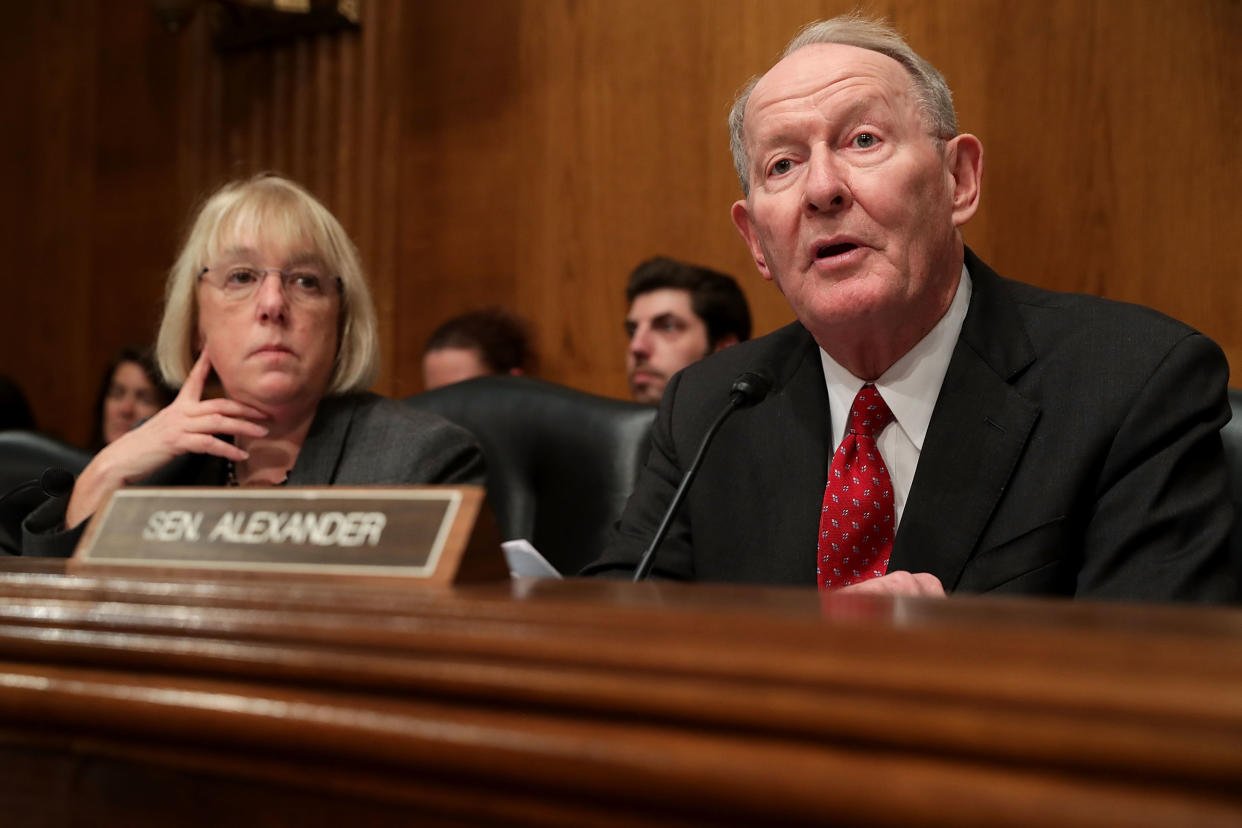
[39, 468, 75, 499]
[729, 371, 773, 408]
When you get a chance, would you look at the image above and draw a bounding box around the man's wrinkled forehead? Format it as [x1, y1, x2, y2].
[745, 43, 916, 135]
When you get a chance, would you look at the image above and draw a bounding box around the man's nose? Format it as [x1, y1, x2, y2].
[629, 327, 652, 358]
[803, 146, 851, 215]
[255, 271, 289, 321]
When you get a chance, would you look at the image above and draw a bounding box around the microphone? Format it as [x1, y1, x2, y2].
[633, 371, 772, 581]
[0, 468, 75, 504]
[0, 468, 76, 555]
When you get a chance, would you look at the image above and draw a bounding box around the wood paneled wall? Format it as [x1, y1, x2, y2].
[2, 0, 1239, 446]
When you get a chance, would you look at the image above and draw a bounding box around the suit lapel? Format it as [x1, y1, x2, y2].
[767, 328, 833, 573]
[287, 395, 356, 485]
[891, 252, 1040, 588]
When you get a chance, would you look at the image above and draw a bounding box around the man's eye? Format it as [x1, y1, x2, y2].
[853, 132, 878, 148]
[769, 159, 793, 176]
[624, 324, 637, 338]
[226, 268, 259, 285]
[654, 319, 685, 333]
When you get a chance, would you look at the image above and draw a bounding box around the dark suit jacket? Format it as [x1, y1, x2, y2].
[587, 251, 1236, 602]
[22, 392, 485, 557]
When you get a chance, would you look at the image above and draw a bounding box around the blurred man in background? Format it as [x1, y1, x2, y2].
[624, 256, 751, 404]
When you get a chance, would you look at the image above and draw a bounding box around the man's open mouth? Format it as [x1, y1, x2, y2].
[817, 242, 858, 259]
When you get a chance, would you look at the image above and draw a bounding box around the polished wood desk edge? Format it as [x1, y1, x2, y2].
[0, 570, 1239, 825]
[1, 571, 1241, 698]
[0, 659, 1239, 828]
[0, 574, 1236, 773]
[1, 566, 1241, 636]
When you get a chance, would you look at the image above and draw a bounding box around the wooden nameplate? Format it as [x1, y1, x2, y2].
[68, 485, 505, 586]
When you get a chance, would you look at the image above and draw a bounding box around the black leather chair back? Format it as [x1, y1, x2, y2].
[406, 376, 656, 575]
[0, 430, 92, 554]
[1220, 388, 1242, 598]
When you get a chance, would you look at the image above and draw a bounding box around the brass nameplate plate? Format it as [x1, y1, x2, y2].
[70, 486, 505, 585]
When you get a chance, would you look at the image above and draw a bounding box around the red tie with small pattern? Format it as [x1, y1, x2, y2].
[817, 384, 895, 590]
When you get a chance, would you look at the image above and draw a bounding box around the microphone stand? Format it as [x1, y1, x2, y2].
[633, 372, 771, 581]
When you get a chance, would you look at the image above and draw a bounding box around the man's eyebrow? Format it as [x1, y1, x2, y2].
[651, 312, 687, 326]
[754, 95, 890, 150]
[753, 129, 800, 154]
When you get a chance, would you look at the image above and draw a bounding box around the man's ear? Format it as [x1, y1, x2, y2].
[711, 333, 740, 354]
[731, 199, 773, 282]
[945, 134, 984, 227]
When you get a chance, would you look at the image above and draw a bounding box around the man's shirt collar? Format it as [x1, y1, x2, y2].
[819, 263, 972, 449]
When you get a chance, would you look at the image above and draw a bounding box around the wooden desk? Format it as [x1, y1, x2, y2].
[0, 568, 1238, 826]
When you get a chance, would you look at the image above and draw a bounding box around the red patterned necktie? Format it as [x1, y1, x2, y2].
[817, 384, 895, 590]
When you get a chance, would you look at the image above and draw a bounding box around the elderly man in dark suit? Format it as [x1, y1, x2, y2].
[586, 15, 1235, 601]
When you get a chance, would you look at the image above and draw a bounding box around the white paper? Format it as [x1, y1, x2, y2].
[501, 538, 562, 579]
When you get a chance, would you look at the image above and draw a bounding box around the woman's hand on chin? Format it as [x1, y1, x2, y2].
[65, 348, 270, 527]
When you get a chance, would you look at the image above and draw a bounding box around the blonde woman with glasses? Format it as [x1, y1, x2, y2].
[23, 174, 483, 557]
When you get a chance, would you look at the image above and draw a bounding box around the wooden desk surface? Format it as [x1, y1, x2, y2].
[0, 566, 1239, 826]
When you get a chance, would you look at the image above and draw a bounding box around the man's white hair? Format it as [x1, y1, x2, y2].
[728, 13, 958, 196]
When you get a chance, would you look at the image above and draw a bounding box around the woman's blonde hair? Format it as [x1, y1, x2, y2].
[156, 174, 379, 394]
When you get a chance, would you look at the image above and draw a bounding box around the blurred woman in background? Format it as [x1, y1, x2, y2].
[91, 346, 174, 449]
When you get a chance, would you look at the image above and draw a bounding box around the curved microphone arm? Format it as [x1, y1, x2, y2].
[632, 371, 772, 582]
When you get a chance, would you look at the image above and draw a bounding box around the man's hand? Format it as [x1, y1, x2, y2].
[836, 570, 946, 597]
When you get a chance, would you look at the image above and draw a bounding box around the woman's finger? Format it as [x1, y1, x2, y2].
[193, 397, 271, 422]
[179, 346, 214, 402]
[180, 432, 249, 462]
[187, 412, 269, 439]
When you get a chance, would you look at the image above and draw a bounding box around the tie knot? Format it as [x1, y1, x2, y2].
[848, 384, 893, 438]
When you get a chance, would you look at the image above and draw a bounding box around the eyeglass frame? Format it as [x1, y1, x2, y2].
[196, 265, 344, 304]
